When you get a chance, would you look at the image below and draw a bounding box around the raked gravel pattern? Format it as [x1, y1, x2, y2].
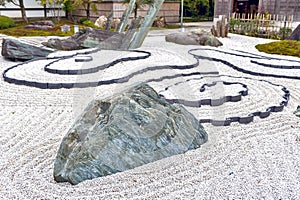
[0, 32, 300, 199]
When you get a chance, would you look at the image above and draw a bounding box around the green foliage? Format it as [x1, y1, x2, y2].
[256, 40, 300, 58]
[0, 15, 15, 30]
[184, 0, 214, 17]
[229, 18, 292, 40]
[72, 0, 101, 16]
[62, 0, 75, 12]
[279, 27, 292, 39]
[79, 17, 88, 24]
[82, 19, 97, 28]
[36, 0, 69, 23]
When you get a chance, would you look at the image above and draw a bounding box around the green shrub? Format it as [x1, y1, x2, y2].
[82, 20, 98, 28]
[0, 15, 15, 30]
[79, 17, 88, 24]
[256, 40, 300, 58]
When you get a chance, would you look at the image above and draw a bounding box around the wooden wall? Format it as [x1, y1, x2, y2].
[214, 0, 300, 21]
[72, 1, 180, 23]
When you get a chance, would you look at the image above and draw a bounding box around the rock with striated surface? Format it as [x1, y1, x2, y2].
[42, 28, 125, 50]
[25, 20, 55, 30]
[1, 38, 53, 61]
[54, 84, 208, 185]
[294, 106, 300, 117]
[288, 24, 300, 41]
[166, 29, 223, 47]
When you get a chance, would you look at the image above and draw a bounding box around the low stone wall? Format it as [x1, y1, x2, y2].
[71, 1, 180, 23]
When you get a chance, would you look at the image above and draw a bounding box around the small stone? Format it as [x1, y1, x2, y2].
[94, 16, 107, 28]
[293, 106, 300, 117]
[24, 20, 54, 30]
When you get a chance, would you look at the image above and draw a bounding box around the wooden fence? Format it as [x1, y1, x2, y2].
[229, 13, 294, 39]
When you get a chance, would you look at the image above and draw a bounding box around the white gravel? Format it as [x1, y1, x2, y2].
[0, 32, 300, 199]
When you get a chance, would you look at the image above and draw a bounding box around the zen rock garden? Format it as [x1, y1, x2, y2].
[1, 0, 300, 198]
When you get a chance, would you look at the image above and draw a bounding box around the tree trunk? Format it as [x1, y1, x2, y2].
[134, 3, 138, 19]
[87, 3, 90, 19]
[19, 0, 28, 23]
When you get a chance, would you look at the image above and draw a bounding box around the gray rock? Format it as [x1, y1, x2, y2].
[54, 84, 208, 185]
[288, 24, 300, 41]
[294, 106, 300, 117]
[42, 28, 125, 50]
[25, 20, 54, 30]
[1, 38, 53, 61]
[166, 29, 223, 47]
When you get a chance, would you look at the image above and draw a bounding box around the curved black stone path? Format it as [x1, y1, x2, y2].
[44, 50, 152, 75]
[3, 49, 203, 89]
[159, 79, 248, 107]
[189, 49, 300, 80]
[250, 60, 300, 69]
[158, 75, 290, 126]
[235, 49, 300, 63]
[2, 47, 297, 126]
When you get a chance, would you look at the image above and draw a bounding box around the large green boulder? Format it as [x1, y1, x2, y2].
[54, 84, 208, 185]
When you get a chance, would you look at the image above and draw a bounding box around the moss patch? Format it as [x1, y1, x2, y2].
[256, 40, 300, 58]
[0, 15, 15, 30]
[0, 19, 90, 37]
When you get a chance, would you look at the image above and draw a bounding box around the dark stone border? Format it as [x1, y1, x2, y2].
[157, 75, 289, 126]
[44, 50, 152, 75]
[189, 49, 300, 80]
[3, 48, 201, 89]
[250, 60, 300, 69]
[2, 47, 294, 126]
[75, 56, 93, 62]
[160, 80, 248, 107]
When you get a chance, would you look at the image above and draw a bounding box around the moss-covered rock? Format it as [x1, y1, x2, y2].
[256, 40, 300, 58]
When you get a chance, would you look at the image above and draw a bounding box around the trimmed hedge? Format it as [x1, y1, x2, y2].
[0, 15, 15, 30]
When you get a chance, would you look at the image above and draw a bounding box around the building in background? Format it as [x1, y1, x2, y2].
[214, 0, 300, 21]
[0, 1, 64, 18]
[71, 0, 180, 23]
[0, 0, 180, 23]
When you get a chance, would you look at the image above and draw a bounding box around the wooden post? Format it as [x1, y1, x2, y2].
[221, 15, 226, 37]
[105, 12, 114, 31]
[216, 20, 221, 37]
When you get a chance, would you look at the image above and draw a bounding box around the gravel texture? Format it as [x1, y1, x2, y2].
[0, 31, 300, 199]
